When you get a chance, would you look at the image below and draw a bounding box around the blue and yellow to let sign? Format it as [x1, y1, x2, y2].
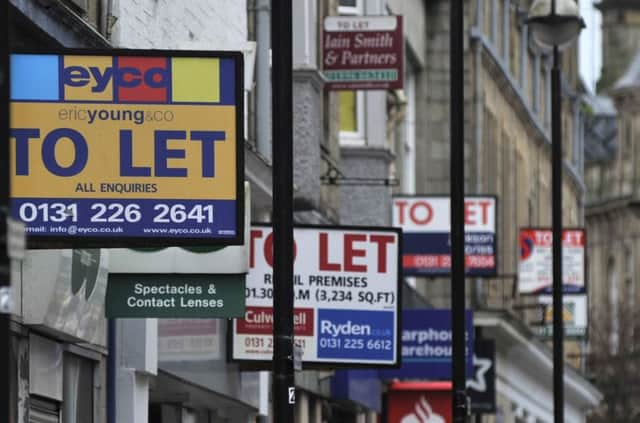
[9, 51, 244, 247]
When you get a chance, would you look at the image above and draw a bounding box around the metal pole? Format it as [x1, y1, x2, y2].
[271, 0, 295, 422]
[551, 44, 564, 423]
[107, 320, 116, 423]
[450, 0, 467, 420]
[256, 0, 272, 160]
[0, 1, 11, 422]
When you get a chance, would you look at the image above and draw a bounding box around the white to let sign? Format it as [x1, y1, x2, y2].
[231, 224, 401, 368]
[392, 196, 497, 276]
[535, 294, 588, 338]
[518, 228, 586, 294]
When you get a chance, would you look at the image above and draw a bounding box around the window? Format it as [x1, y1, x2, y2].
[63, 354, 94, 423]
[61, 0, 106, 35]
[339, 91, 365, 145]
[401, 71, 417, 194]
[338, 0, 362, 15]
[608, 257, 619, 354]
[625, 248, 634, 308]
[337, 0, 364, 145]
[30, 398, 60, 423]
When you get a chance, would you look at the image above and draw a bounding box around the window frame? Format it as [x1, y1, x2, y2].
[337, 0, 365, 146]
[339, 90, 366, 146]
[338, 0, 363, 16]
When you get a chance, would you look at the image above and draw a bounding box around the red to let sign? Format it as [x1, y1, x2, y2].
[322, 15, 403, 91]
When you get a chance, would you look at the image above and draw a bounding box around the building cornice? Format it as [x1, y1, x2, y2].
[11, 0, 110, 48]
[596, 1, 640, 12]
[475, 310, 603, 411]
[340, 146, 396, 163]
[585, 195, 635, 217]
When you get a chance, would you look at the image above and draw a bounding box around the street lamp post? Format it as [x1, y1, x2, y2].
[271, 1, 295, 422]
[450, 0, 467, 421]
[526, 1, 584, 422]
[0, 4, 10, 423]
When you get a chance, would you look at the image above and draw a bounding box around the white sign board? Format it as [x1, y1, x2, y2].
[231, 225, 401, 367]
[392, 196, 497, 275]
[518, 228, 586, 294]
[535, 294, 588, 338]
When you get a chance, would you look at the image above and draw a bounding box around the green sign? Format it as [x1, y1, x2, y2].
[324, 69, 398, 82]
[106, 274, 245, 318]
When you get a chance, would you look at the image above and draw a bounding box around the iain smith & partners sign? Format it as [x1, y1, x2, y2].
[322, 16, 403, 90]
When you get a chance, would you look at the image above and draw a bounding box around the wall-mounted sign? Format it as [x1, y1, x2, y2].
[331, 370, 383, 412]
[518, 228, 586, 294]
[380, 309, 473, 381]
[10, 50, 244, 248]
[534, 294, 588, 338]
[106, 274, 245, 318]
[392, 196, 497, 276]
[22, 249, 108, 346]
[322, 16, 403, 90]
[467, 339, 496, 414]
[386, 381, 452, 423]
[231, 224, 401, 368]
[158, 319, 222, 362]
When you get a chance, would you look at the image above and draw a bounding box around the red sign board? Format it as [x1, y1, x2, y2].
[322, 16, 403, 90]
[387, 381, 452, 423]
[236, 306, 314, 336]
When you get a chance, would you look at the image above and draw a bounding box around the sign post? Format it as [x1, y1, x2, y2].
[0, 2, 11, 423]
[450, 0, 468, 418]
[271, 1, 295, 421]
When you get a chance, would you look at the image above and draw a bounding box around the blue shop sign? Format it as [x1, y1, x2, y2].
[331, 369, 382, 412]
[380, 309, 473, 380]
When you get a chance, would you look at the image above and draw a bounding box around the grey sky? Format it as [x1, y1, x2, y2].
[579, 0, 602, 92]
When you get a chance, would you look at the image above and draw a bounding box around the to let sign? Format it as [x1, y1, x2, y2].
[9, 50, 244, 248]
[232, 224, 401, 368]
[392, 196, 497, 276]
[518, 228, 586, 294]
[322, 16, 403, 90]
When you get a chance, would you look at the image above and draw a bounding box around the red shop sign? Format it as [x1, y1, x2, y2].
[387, 381, 452, 423]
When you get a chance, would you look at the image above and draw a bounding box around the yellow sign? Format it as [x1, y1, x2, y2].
[9, 52, 243, 246]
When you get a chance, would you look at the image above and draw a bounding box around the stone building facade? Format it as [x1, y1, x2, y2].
[584, 1, 640, 416]
[407, 0, 599, 421]
[596, 0, 640, 92]
[414, 0, 584, 312]
[6, 0, 602, 422]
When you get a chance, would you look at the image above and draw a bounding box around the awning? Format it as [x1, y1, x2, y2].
[149, 369, 258, 416]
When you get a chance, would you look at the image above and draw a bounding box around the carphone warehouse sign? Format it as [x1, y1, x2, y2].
[380, 309, 473, 380]
[231, 224, 401, 368]
[9, 50, 244, 248]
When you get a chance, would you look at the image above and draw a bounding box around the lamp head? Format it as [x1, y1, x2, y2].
[527, 0, 585, 50]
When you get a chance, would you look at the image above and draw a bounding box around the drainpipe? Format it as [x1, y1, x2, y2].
[256, 0, 272, 161]
[258, 371, 269, 423]
[107, 319, 116, 423]
[471, 0, 485, 309]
